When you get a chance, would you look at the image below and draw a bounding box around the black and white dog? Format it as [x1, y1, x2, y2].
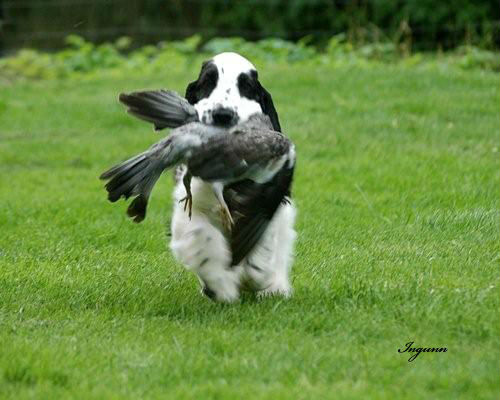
[170, 52, 296, 302]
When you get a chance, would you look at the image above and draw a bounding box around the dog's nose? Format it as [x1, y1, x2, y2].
[212, 107, 236, 126]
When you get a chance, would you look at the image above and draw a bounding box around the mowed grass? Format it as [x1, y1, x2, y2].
[0, 60, 499, 399]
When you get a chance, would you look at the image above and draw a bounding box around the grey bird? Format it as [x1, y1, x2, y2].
[102, 90, 295, 265]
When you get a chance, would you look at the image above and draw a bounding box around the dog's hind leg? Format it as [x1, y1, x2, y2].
[244, 201, 296, 297]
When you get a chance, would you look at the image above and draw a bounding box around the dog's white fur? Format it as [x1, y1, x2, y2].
[169, 53, 296, 302]
[194, 53, 263, 126]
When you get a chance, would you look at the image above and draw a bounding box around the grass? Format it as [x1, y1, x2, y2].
[0, 59, 499, 399]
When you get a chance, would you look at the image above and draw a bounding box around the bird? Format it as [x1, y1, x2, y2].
[101, 93, 295, 266]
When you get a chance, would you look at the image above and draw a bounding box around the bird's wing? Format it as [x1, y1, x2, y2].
[119, 89, 198, 131]
[185, 127, 295, 265]
[225, 164, 294, 266]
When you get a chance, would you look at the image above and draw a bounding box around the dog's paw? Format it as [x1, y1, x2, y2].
[201, 283, 240, 303]
[258, 280, 292, 299]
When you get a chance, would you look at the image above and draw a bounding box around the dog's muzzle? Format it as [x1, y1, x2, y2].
[212, 107, 238, 127]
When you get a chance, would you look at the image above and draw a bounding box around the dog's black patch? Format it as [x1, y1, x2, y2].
[185, 61, 219, 105]
[237, 71, 281, 132]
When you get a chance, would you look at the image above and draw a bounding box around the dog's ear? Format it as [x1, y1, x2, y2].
[185, 80, 198, 105]
[258, 83, 281, 132]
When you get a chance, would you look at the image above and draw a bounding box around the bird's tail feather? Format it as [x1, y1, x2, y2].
[126, 171, 162, 222]
[100, 153, 163, 222]
[119, 90, 197, 131]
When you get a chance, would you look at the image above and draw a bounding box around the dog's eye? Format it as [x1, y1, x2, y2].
[204, 70, 217, 84]
[239, 73, 253, 88]
[237, 73, 258, 100]
[195, 68, 218, 100]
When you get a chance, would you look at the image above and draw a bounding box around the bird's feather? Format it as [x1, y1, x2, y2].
[225, 164, 294, 265]
[119, 90, 198, 130]
[100, 123, 221, 221]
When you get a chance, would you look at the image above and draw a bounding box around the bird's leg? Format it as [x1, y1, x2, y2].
[179, 171, 193, 219]
[212, 182, 234, 232]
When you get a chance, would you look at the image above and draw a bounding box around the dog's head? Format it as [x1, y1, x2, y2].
[185, 52, 281, 132]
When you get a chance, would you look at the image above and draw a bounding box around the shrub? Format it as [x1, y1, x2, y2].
[0, 35, 498, 83]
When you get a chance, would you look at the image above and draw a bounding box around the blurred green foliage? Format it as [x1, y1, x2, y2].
[0, 34, 498, 82]
[3, 0, 499, 51]
[198, 0, 499, 48]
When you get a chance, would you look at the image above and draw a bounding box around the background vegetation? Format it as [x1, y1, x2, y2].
[2, 0, 500, 53]
[1, 35, 499, 83]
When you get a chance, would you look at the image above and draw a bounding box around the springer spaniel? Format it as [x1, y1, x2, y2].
[169, 52, 296, 302]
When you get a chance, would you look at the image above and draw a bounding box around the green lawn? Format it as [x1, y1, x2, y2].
[0, 61, 499, 399]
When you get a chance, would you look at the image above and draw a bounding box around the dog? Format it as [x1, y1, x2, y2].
[169, 52, 296, 302]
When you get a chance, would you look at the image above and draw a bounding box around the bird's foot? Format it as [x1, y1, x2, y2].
[220, 206, 234, 232]
[179, 194, 193, 219]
